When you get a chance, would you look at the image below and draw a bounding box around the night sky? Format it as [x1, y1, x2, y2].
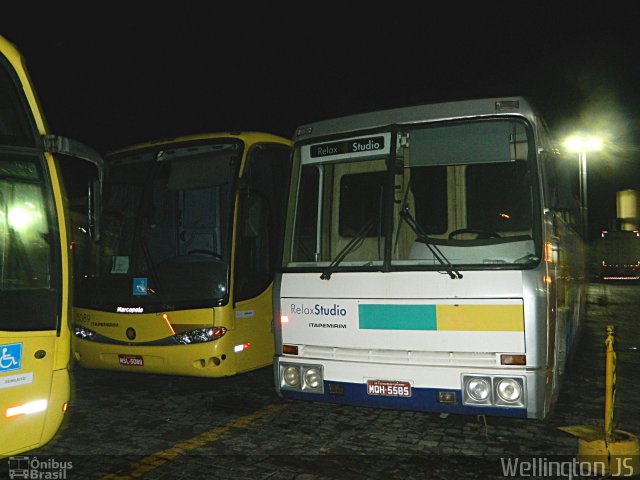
[3, 7, 640, 240]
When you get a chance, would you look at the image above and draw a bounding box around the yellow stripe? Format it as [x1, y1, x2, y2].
[100, 402, 288, 479]
[436, 304, 523, 331]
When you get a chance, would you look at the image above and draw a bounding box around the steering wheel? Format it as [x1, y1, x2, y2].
[448, 228, 501, 240]
[187, 249, 223, 259]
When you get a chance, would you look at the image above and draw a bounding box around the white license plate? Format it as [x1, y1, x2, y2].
[118, 354, 143, 366]
[366, 380, 412, 397]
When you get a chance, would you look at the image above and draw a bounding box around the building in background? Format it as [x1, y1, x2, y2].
[594, 189, 640, 281]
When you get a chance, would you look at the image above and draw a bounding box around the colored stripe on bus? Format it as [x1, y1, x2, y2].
[358, 304, 523, 332]
[436, 304, 524, 332]
[358, 304, 437, 330]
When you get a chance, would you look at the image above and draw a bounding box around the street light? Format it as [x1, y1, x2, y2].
[563, 135, 602, 238]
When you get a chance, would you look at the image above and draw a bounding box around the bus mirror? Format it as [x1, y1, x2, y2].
[87, 178, 102, 241]
[42, 134, 105, 239]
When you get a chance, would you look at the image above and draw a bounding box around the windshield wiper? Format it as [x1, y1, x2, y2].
[320, 219, 375, 280]
[139, 235, 163, 296]
[399, 207, 462, 279]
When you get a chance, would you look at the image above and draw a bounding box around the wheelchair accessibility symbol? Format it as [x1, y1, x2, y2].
[132, 277, 148, 296]
[0, 343, 22, 373]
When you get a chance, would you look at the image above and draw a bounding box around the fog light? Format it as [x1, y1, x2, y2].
[438, 391, 457, 404]
[282, 365, 301, 388]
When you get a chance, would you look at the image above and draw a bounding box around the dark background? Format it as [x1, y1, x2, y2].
[3, 7, 640, 240]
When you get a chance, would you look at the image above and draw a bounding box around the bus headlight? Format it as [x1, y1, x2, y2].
[174, 327, 227, 344]
[282, 365, 301, 388]
[74, 326, 97, 340]
[303, 367, 322, 391]
[462, 375, 526, 408]
[280, 363, 323, 393]
[494, 377, 525, 407]
[462, 376, 492, 405]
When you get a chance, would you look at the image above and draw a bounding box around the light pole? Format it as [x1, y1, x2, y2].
[564, 136, 602, 238]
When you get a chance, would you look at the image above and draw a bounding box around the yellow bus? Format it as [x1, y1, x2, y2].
[72, 132, 292, 377]
[1, 35, 103, 456]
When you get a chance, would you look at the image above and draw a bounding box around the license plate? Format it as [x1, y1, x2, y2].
[366, 379, 412, 397]
[118, 354, 143, 366]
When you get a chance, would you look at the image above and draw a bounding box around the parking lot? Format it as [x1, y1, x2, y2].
[3, 283, 639, 479]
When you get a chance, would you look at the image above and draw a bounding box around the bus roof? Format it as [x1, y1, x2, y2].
[107, 131, 292, 158]
[0, 34, 48, 136]
[293, 96, 541, 144]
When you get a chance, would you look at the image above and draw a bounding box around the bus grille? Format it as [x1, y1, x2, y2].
[299, 346, 497, 366]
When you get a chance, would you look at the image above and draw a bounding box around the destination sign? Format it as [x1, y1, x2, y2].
[301, 133, 391, 164]
[310, 136, 386, 158]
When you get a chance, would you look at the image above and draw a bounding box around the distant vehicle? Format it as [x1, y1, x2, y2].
[274, 97, 586, 420]
[1, 35, 103, 457]
[596, 230, 640, 281]
[72, 132, 292, 377]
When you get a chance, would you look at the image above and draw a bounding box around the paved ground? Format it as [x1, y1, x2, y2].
[2, 283, 639, 479]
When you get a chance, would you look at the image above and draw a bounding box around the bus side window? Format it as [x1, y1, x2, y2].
[234, 145, 291, 302]
[544, 152, 581, 231]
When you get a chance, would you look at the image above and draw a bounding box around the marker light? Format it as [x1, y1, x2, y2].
[163, 314, 176, 335]
[501, 354, 526, 366]
[282, 344, 299, 355]
[6, 399, 48, 417]
[544, 242, 557, 263]
[280, 315, 289, 324]
[234, 343, 251, 353]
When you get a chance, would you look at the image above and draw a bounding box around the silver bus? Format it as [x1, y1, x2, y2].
[274, 97, 586, 419]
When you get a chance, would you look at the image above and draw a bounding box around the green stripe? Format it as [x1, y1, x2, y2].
[358, 304, 437, 330]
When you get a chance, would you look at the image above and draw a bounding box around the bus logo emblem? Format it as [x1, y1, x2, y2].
[126, 328, 137, 340]
[0, 343, 22, 373]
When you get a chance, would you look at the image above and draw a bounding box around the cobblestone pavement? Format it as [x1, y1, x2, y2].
[2, 283, 639, 479]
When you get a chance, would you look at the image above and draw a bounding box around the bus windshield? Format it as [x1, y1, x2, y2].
[75, 141, 240, 312]
[285, 119, 540, 271]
